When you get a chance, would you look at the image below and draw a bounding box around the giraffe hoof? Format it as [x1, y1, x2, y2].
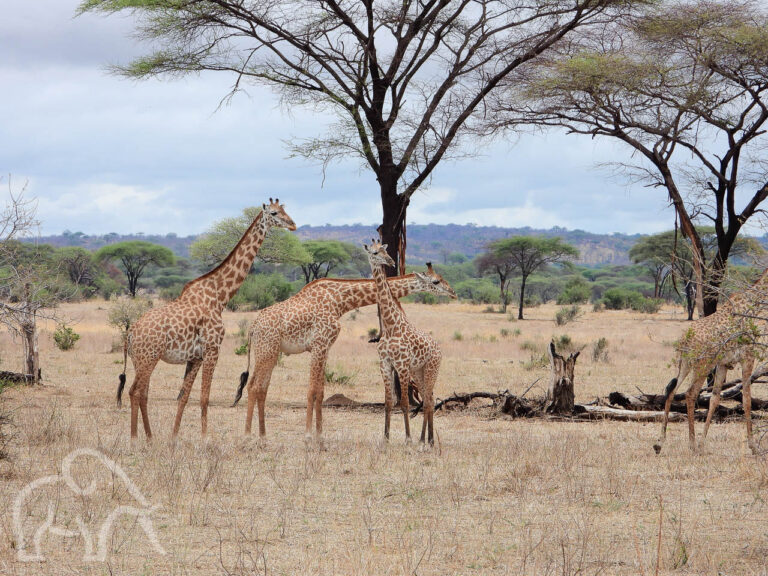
[652, 443, 662, 455]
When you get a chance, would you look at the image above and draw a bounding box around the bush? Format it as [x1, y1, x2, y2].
[53, 323, 80, 351]
[557, 277, 591, 304]
[453, 331, 463, 341]
[555, 305, 581, 326]
[228, 273, 294, 311]
[159, 284, 184, 301]
[592, 337, 609, 362]
[408, 292, 438, 305]
[601, 288, 639, 310]
[555, 334, 578, 354]
[630, 297, 663, 314]
[324, 365, 357, 386]
[454, 278, 499, 304]
[235, 344, 248, 355]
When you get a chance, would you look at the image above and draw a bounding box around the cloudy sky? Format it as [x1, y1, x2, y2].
[1, 0, 677, 237]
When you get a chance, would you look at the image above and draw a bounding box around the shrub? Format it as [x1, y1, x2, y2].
[555, 305, 581, 326]
[324, 365, 357, 386]
[453, 331, 463, 341]
[631, 297, 663, 314]
[408, 292, 438, 305]
[159, 284, 184, 301]
[228, 273, 294, 311]
[367, 327, 379, 340]
[601, 288, 638, 310]
[454, 278, 499, 304]
[520, 340, 539, 352]
[523, 352, 548, 371]
[235, 344, 248, 355]
[500, 328, 511, 337]
[53, 323, 80, 351]
[557, 277, 591, 305]
[107, 294, 153, 341]
[592, 337, 609, 362]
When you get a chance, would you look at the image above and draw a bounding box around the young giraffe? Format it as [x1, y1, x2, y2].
[116, 199, 296, 440]
[654, 269, 768, 455]
[230, 264, 456, 441]
[365, 240, 446, 444]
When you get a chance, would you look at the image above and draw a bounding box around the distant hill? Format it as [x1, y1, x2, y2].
[294, 224, 641, 266]
[31, 224, 644, 266]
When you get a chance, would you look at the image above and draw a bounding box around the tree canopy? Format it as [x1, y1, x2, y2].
[190, 206, 310, 269]
[480, 237, 578, 319]
[78, 0, 637, 274]
[299, 240, 362, 284]
[96, 241, 175, 296]
[497, 0, 768, 316]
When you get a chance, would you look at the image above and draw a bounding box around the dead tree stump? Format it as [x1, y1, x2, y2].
[545, 341, 579, 414]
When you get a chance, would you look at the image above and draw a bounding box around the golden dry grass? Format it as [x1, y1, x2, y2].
[0, 300, 767, 575]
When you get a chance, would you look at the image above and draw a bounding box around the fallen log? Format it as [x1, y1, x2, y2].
[574, 405, 686, 422]
[0, 370, 36, 384]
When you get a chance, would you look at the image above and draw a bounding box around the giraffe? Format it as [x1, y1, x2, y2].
[116, 199, 296, 440]
[654, 269, 768, 455]
[365, 240, 448, 445]
[230, 264, 456, 441]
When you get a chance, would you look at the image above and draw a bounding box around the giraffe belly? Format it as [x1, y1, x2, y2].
[280, 340, 309, 355]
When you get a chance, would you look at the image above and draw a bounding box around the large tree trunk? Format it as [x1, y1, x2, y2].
[517, 275, 527, 320]
[379, 176, 408, 277]
[545, 342, 579, 414]
[21, 316, 39, 385]
[685, 280, 696, 321]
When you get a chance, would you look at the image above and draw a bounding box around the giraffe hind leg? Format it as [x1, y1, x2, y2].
[654, 359, 690, 454]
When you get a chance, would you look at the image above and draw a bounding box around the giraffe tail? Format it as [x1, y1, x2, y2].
[116, 338, 128, 408]
[232, 337, 252, 407]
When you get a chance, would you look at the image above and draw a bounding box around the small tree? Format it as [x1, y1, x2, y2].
[482, 237, 578, 319]
[190, 206, 310, 269]
[299, 240, 358, 284]
[0, 179, 74, 382]
[629, 228, 763, 319]
[96, 241, 175, 296]
[477, 251, 516, 313]
[56, 246, 100, 297]
[107, 294, 154, 343]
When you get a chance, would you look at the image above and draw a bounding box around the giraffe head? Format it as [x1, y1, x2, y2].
[415, 262, 457, 299]
[261, 198, 297, 231]
[363, 239, 396, 269]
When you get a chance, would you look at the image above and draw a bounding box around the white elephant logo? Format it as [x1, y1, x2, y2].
[12, 448, 165, 562]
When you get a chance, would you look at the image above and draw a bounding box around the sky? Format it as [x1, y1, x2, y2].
[0, 0, 679, 237]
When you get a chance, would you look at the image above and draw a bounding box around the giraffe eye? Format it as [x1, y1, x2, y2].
[432, 280, 439, 285]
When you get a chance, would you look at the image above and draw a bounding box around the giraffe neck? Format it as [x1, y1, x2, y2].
[333, 275, 419, 314]
[369, 260, 406, 335]
[181, 212, 268, 309]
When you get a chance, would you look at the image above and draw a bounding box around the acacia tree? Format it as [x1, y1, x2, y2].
[300, 240, 362, 283]
[96, 241, 175, 296]
[189, 206, 310, 269]
[629, 227, 763, 319]
[481, 236, 578, 319]
[79, 0, 637, 274]
[495, 0, 768, 315]
[477, 247, 515, 313]
[0, 180, 74, 382]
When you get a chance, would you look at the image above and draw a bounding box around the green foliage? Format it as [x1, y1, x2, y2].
[300, 240, 363, 283]
[234, 344, 248, 356]
[555, 305, 581, 326]
[228, 273, 293, 311]
[452, 331, 463, 341]
[190, 206, 310, 268]
[324, 364, 357, 386]
[557, 276, 591, 304]
[454, 278, 499, 304]
[53, 324, 81, 351]
[96, 241, 175, 296]
[601, 288, 662, 313]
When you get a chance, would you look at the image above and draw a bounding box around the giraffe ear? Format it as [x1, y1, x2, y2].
[415, 272, 428, 282]
[381, 244, 388, 251]
[262, 203, 267, 210]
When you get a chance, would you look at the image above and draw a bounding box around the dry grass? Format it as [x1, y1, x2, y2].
[0, 300, 766, 575]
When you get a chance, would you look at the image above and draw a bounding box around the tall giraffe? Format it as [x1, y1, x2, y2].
[230, 264, 456, 441]
[654, 268, 768, 455]
[116, 199, 296, 440]
[365, 240, 447, 444]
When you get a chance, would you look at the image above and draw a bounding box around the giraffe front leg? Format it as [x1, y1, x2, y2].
[307, 349, 329, 444]
[397, 365, 412, 443]
[701, 363, 727, 446]
[199, 355, 219, 437]
[173, 359, 201, 437]
[741, 357, 757, 454]
[380, 360, 395, 441]
[654, 362, 687, 454]
[686, 375, 707, 452]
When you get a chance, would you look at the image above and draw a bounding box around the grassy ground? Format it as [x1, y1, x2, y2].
[0, 300, 766, 575]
